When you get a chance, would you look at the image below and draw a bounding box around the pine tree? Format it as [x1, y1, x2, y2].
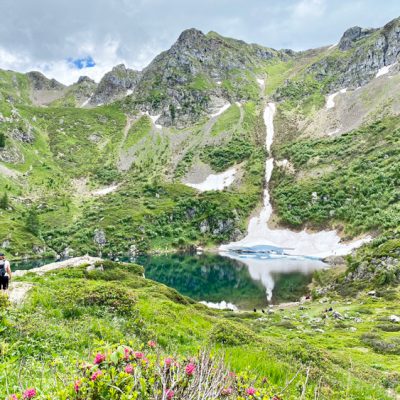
[0, 193, 8, 209]
[0, 133, 5, 148]
[26, 209, 40, 236]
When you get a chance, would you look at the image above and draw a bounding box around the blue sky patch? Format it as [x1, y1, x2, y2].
[68, 56, 96, 69]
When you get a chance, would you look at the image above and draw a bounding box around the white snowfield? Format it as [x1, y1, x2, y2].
[326, 88, 347, 109]
[211, 103, 230, 117]
[220, 101, 371, 258]
[376, 62, 397, 78]
[91, 184, 120, 196]
[80, 94, 93, 108]
[126, 89, 133, 96]
[185, 167, 237, 192]
[199, 300, 238, 311]
[256, 78, 265, 90]
[144, 112, 162, 129]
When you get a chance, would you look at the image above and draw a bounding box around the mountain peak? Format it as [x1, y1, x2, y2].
[176, 28, 205, 44]
[338, 26, 377, 50]
[76, 75, 95, 85]
[26, 71, 65, 90]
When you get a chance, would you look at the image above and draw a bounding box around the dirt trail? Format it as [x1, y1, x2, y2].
[0, 164, 21, 179]
[7, 256, 102, 305]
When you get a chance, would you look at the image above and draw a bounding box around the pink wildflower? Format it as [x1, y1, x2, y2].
[94, 353, 106, 364]
[246, 387, 256, 396]
[229, 371, 236, 378]
[165, 389, 174, 399]
[125, 364, 134, 374]
[185, 363, 196, 376]
[9, 395, 18, 400]
[134, 351, 144, 359]
[23, 389, 36, 399]
[74, 380, 81, 393]
[148, 340, 156, 348]
[124, 347, 131, 360]
[164, 357, 173, 367]
[91, 370, 102, 381]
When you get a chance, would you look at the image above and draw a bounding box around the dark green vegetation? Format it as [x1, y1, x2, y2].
[271, 117, 399, 234]
[1, 260, 400, 398]
[0, 71, 266, 257]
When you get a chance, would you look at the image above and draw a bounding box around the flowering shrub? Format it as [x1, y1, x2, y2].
[64, 344, 278, 399]
[7, 344, 285, 399]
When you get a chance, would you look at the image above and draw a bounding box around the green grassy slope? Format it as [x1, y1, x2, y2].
[1, 261, 399, 398]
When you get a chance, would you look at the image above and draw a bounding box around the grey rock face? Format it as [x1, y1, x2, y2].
[307, 17, 400, 92]
[0, 145, 24, 163]
[199, 220, 209, 234]
[26, 71, 65, 91]
[129, 28, 282, 127]
[94, 229, 107, 246]
[90, 64, 141, 105]
[345, 253, 400, 284]
[77, 76, 96, 85]
[338, 26, 377, 51]
[10, 126, 34, 143]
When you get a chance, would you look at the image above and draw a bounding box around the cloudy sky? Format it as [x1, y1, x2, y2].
[0, 0, 399, 85]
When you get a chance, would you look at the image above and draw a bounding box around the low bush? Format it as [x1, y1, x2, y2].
[7, 344, 286, 399]
[361, 333, 400, 355]
[210, 320, 257, 346]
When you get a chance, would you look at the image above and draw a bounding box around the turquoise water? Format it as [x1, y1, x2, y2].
[11, 252, 326, 309]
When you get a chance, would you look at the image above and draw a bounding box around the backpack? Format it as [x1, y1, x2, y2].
[0, 260, 5, 277]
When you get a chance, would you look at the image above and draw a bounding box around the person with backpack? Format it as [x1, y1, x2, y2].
[0, 253, 11, 290]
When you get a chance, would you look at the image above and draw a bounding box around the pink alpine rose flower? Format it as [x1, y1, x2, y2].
[94, 353, 106, 364]
[125, 364, 134, 374]
[246, 387, 256, 396]
[185, 362, 196, 376]
[134, 351, 144, 359]
[164, 357, 173, 367]
[165, 389, 174, 399]
[9, 395, 18, 400]
[124, 347, 131, 360]
[148, 340, 156, 348]
[91, 370, 102, 381]
[23, 389, 36, 399]
[74, 380, 81, 393]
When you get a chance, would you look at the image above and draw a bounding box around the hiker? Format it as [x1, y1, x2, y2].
[0, 253, 11, 290]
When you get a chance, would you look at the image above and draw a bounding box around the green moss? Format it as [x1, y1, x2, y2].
[210, 104, 240, 136]
[271, 116, 400, 234]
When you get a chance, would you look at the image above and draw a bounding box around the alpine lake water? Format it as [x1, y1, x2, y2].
[11, 249, 327, 310]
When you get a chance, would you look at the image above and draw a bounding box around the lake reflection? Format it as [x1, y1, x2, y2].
[136, 252, 326, 308]
[12, 252, 327, 309]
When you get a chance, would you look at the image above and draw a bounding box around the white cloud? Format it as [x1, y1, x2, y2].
[293, 0, 327, 18]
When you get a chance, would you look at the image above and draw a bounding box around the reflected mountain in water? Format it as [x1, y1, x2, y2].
[12, 252, 327, 309]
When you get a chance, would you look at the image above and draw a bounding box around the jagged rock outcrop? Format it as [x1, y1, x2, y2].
[126, 28, 284, 127]
[26, 71, 65, 91]
[310, 17, 400, 91]
[77, 76, 96, 85]
[338, 26, 377, 50]
[89, 64, 141, 105]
